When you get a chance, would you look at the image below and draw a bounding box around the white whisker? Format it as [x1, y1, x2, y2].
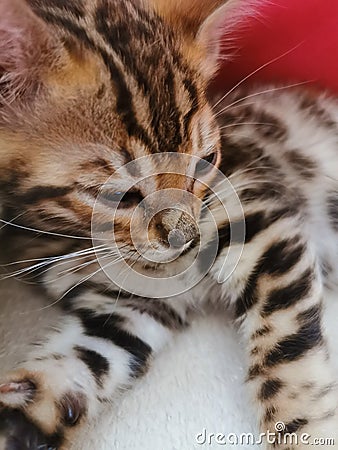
[218, 121, 279, 131]
[0, 211, 27, 231]
[214, 81, 313, 118]
[212, 41, 307, 110]
[204, 178, 286, 207]
[0, 218, 94, 240]
[0, 245, 108, 280]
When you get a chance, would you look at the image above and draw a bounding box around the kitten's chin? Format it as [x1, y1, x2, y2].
[119, 238, 197, 269]
[140, 239, 196, 264]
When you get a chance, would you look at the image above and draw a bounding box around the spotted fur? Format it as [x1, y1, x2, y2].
[0, 1, 337, 450]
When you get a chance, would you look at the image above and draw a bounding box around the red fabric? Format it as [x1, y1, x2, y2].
[213, 0, 338, 95]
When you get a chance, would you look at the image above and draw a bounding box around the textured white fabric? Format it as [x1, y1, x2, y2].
[1, 279, 337, 450]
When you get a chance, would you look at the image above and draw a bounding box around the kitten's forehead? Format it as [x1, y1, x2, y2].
[28, 0, 205, 154]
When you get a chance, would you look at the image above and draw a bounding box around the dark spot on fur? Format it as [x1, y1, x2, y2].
[75, 346, 110, 387]
[283, 418, 308, 434]
[243, 212, 267, 243]
[251, 346, 260, 355]
[235, 235, 302, 318]
[252, 325, 272, 339]
[79, 158, 114, 175]
[320, 409, 336, 420]
[247, 364, 265, 380]
[302, 382, 315, 390]
[126, 160, 142, 178]
[259, 238, 304, 276]
[262, 269, 313, 316]
[300, 97, 336, 128]
[327, 193, 338, 232]
[264, 406, 277, 423]
[259, 378, 284, 400]
[240, 183, 284, 203]
[122, 298, 188, 330]
[288, 391, 299, 400]
[256, 111, 288, 141]
[312, 382, 336, 400]
[31, 0, 85, 19]
[55, 197, 73, 209]
[264, 309, 322, 367]
[297, 304, 322, 326]
[218, 139, 264, 178]
[98, 396, 111, 404]
[285, 150, 317, 179]
[321, 259, 333, 279]
[75, 310, 152, 378]
[14, 186, 73, 205]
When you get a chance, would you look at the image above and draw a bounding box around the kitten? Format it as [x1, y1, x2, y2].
[0, 1, 337, 449]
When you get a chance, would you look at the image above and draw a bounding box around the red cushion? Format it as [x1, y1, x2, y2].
[213, 0, 338, 95]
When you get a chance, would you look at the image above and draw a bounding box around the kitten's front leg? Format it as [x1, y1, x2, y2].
[237, 239, 338, 449]
[0, 281, 188, 449]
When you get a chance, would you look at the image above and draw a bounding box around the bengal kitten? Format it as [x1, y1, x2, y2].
[0, 0, 337, 449]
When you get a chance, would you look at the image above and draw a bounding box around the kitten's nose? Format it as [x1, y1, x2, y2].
[153, 208, 199, 248]
[168, 229, 186, 249]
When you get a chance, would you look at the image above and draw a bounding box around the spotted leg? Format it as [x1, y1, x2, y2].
[238, 236, 338, 449]
[0, 280, 188, 450]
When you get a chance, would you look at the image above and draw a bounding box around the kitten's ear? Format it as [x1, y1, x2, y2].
[0, 0, 55, 101]
[196, 0, 260, 79]
[153, 0, 261, 80]
[149, 0, 226, 36]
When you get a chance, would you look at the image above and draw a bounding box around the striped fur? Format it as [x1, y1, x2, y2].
[0, 1, 338, 450]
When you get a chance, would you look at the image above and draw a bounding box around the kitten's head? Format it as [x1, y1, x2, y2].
[0, 0, 248, 265]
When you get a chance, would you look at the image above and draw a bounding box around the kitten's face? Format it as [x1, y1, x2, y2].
[1, 69, 221, 265]
[0, 0, 227, 266]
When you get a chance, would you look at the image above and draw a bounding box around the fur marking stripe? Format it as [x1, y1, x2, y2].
[76, 310, 152, 377]
[264, 312, 322, 367]
[95, 3, 183, 152]
[328, 194, 338, 231]
[259, 378, 284, 401]
[14, 186, 73, 204]
[262, 269, 313, 316]
[234, 238, 305, 318]
[37, 11, 155, 151]
[30, 0, 85, 19]
[123, 298, 188, 330]
[75, 346, 109, 387]
[258, 240, 304, 276]
[283, 418, 308, 434]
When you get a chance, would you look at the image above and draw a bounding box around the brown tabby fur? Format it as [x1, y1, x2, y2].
[0, 0, 224, 246]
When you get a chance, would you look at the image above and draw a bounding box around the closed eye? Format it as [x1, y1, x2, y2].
[195, 152, 218, 175]
[99, 190, 143, 208]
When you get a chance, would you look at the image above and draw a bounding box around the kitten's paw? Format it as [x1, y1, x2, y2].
[0, 370, 87, 450]
[0, 378, 36, 406]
